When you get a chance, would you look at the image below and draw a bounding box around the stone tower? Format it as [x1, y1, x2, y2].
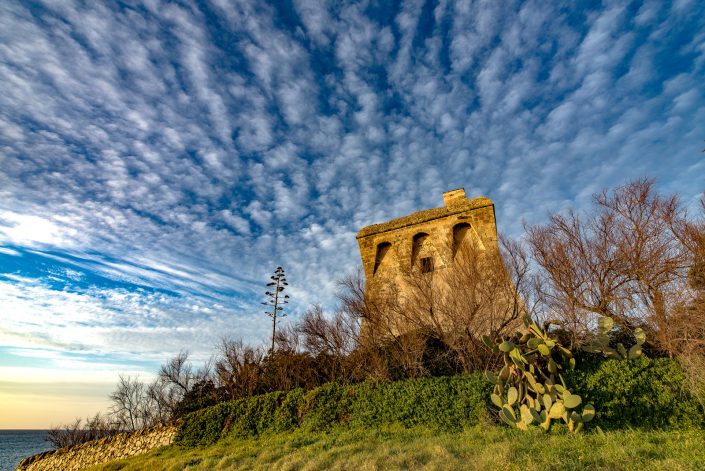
[356, 188, 498, 293]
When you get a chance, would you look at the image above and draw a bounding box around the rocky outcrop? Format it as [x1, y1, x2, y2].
[16, 424, 177, 471]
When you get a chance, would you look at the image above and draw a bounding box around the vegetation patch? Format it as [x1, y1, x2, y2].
[174, 359, 702, 449]
[175, 374, 491, 448]
[567, 357, 704, 430]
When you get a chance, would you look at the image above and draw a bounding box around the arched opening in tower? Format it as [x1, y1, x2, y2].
[412, 232, 433, 272]
[373, 242, 392, 275]
[452, 223, 472, 259]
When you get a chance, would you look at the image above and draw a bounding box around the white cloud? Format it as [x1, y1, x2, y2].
[0, 211, 82, 248]
[0, 246, 21, 256]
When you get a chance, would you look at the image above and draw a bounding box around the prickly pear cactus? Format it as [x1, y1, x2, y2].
[483, 320, 595, 433]
[583, 316, 646, 360]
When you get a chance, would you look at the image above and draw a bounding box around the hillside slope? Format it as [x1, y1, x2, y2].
[90, 426, 705, 471]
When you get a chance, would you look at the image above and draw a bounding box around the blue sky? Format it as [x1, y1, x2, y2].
[1, 0, 704, 427]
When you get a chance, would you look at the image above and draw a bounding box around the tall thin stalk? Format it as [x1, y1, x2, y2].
[263, 266, 290, 353]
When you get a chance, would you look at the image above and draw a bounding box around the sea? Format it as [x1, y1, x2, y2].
[0, 430, 51, 471]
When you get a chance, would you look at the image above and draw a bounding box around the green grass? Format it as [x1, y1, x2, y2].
[90, 425, 705, 470]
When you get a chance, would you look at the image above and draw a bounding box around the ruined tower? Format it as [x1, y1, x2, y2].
[356, 188, 498, 292]
[356, 189, 521, 341]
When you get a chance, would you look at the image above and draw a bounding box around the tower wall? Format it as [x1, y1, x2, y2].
[356, 189, 498, 287]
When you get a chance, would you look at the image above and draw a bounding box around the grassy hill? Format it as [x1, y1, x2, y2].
[90, 426, 705, 470]
[89, 359, 705, 470]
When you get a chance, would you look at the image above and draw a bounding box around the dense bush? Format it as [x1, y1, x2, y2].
[347, 375, 489, 431]
[175, 357, 705, 448]
[176, 400, 234, 447]
[173, 379, 224, 418]
[567, 357, 704, 430]
[175, 373, 490, 447]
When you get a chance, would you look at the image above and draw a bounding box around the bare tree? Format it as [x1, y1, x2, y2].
[666, 191, 705, 407]
[397, 235, 527, 372]
[336, 270, 393, 381]
[526, 208, 634, 343]
[50, 357, 203, 444]
[447, 235, 531, 337]
[336, 269, 367, 323]
[297, 304, 361, 381]
[158, 350, 194, 394]
[146, 376, 180, 424]
[46, 413, 122, 449]
[353, 272, 430, 378]
[153, 350, 213, 419]
[299, 304, 359, 358]
[109, 375, 148, 431]
[274, 323, 302, 353]
[527, 179, 690, 353]
[595, 178, 686, 354]
[214, 338, 263, 399]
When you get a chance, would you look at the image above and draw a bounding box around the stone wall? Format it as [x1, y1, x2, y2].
[16, 424, 177, 471]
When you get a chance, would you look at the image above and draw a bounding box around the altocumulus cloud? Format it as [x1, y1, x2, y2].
[0, 0, 704, 424]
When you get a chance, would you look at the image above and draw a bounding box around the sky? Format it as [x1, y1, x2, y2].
[0, 0, 704, 429]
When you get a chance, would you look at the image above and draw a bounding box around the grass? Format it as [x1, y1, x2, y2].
[89, 425, 705, 471]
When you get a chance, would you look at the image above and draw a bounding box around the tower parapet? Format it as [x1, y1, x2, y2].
[356, 189, 497, 283]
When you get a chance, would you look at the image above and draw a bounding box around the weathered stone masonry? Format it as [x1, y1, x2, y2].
[16, 424, 177, 471]
[357, 188, 498, 294]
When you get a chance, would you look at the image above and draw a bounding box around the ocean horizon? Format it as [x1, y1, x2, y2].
[0, 430, 52, 471]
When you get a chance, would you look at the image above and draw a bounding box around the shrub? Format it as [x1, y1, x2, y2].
[175, 401, 235, 447]
[174, 360, 704, 448]
[298, 382, 350, 431]
[173, 379, 223, 418]
[46, 413, 122, 449]
[347, 375, 489, 431]
[273, 388, 304, 432]
[175, 374, 489, 447]
[230, 391, 286, 438]
[567, 357, 704, 430]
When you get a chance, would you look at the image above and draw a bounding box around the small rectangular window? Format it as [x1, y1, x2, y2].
[420, 257, 434, 273]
